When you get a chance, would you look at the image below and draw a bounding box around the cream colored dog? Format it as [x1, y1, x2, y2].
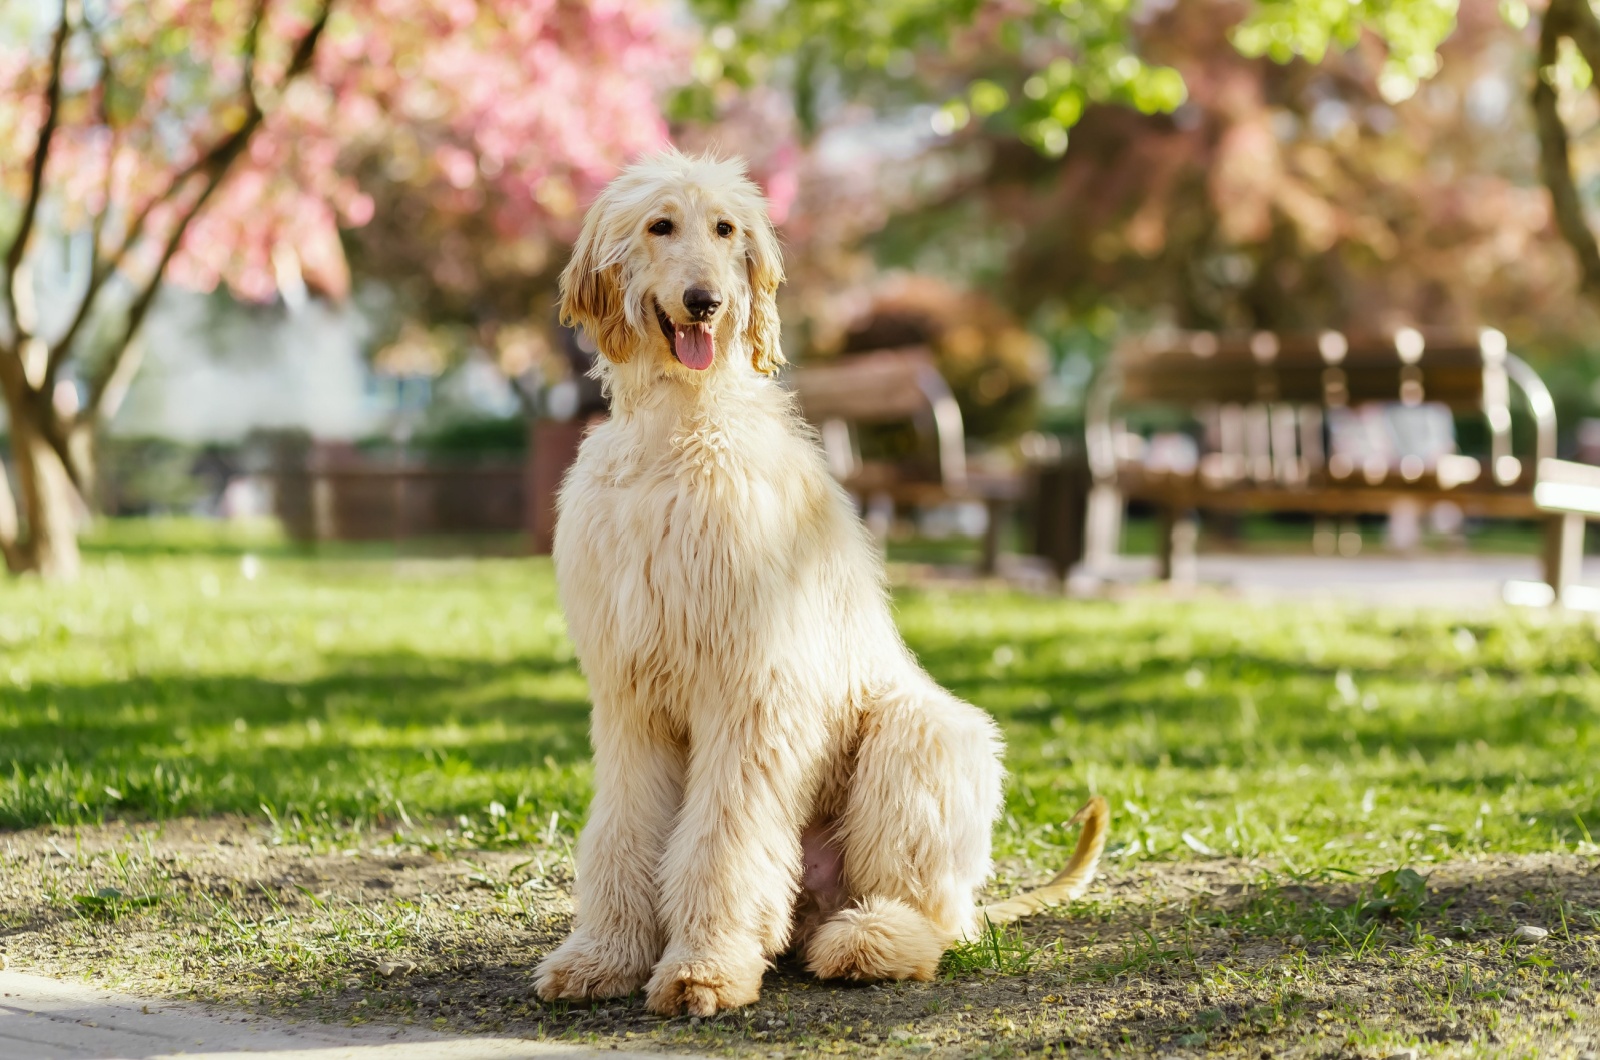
[533, 150, 1107, 1017]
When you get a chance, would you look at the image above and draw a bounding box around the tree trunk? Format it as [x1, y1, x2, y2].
[1534, 0, 1600, 304]
[3, 390, 82, 580]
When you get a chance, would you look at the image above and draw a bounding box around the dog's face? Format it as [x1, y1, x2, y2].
[559, 151, 785, 379]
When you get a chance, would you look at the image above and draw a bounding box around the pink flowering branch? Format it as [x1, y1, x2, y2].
[1, 0, 69, 348]
[0, 0, 679, 576]
[80, 0, 332, 424]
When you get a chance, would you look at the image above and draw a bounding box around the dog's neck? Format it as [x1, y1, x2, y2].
[598, 336, 775, 428]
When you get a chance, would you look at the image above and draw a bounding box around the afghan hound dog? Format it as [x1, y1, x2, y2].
[533, 149, 1107, 1017]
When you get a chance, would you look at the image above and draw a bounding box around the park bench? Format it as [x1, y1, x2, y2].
[788, 347, 1022, 571]
[1084, 327, 1568, 587]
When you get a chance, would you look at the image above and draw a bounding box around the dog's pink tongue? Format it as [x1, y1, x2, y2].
[674, 323, 715, 371]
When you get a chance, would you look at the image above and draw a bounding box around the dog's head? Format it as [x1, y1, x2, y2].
[559, 150, 785, 383]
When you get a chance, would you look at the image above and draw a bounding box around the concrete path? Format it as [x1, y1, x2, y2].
[0, 971, 669, 1060]
[1075, 552, 1600, 608]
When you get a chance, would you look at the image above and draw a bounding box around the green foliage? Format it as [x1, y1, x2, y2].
[411, 417, 528, 459]
[690, 0, 1462, 154]
[1369, 866, 1430, 920]
[684, 0, 1188, 152]
[1232, 0, 1458, 103]
[96, 437, 211, 516]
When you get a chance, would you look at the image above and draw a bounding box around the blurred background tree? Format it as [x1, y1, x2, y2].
[0, 0, 673, 578]
[691, 0, 1600, 435]
[876, 2, 1574, 332]
[15, 0, 1600, 575]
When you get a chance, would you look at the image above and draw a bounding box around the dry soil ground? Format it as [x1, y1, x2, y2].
[2, 818, 1596, 1059]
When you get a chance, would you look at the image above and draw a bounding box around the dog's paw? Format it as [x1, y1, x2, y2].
[644, 954, 763, 1016]
[533, 934, 652, 1002]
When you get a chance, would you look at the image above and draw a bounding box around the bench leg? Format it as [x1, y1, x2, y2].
[1084, 484, 1123, 573]
[980, 498, 1008, 576]
[1026, 459, 1089, 582]
[863, 492, 893, 553]
[1542, 512, 1585, 601]
[1312, 518, 1336, 556]
[1157, 507, 1198, 584]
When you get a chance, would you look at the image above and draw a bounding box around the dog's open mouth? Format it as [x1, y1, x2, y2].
[654, 302, 715, 371]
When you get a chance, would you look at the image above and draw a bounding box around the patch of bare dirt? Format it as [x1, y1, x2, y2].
[3, 819, 1598, 1058]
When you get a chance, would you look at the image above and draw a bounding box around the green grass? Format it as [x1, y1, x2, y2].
[4, 519, 1597, 1055]
[3, 517, 1598, 874]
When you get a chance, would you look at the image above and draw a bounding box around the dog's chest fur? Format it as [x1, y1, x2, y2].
[553, 385, 851, 723]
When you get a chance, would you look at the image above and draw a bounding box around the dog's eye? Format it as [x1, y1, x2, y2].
[648, 219, 674, 236]
[716, 221, 734, 238]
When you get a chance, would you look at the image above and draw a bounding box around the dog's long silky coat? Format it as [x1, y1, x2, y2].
[533, 150, 1107, 1017]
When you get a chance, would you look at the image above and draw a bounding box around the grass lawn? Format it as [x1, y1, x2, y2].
[2, 519, 1598, 1058]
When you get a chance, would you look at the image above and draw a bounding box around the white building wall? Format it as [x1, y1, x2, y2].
[109, 290, 386, 443]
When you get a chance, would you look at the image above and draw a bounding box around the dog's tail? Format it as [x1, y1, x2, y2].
[976, 795, 1109, 926]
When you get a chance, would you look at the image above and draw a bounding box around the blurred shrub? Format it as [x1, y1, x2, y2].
[354, 417, 528, 461]
[414, 417, 527, 458]
[97, 437, 219, 516]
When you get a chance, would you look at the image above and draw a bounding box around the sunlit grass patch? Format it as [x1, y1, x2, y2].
[4, 518, 1599, 877]
[941, 917, 1049, 977]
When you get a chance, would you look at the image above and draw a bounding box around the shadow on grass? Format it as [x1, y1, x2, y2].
[9, 626, 1598, 847]
[0, 651, 592, 829]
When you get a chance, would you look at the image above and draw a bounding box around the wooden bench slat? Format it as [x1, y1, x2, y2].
[791, 346, 943, 423]
[1117, 478, 1543, 518]
[1122, 328, 1490, 365]
[1117, 336, 1491, 408]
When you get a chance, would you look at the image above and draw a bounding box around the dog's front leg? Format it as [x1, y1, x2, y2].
[645, 715, 810, 1016]
[534, 704, 683, 1002]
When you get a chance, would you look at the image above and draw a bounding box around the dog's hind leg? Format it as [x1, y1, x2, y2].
[805, 686, 1003, 982]
[534, 702, 684, 1002]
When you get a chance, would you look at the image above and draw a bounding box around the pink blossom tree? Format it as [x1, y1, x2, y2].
[0, 0, 674, 578]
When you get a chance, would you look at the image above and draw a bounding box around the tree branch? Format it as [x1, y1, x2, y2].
[80, 0, 333, 422]
[47, 16, 123, 366]
[1534, 0, 1600, 299]
[3, 1, 71, 348]
[83, 12, 119, 253]
[48, 0, 273, 375]
[1558, 0, 1600, 70]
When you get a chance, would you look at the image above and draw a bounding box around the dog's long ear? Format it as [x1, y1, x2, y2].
[744, 205, 786, 375]
[559, 202, 632, 364]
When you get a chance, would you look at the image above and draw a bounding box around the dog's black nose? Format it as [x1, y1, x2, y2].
[683, 287, 722, 320]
